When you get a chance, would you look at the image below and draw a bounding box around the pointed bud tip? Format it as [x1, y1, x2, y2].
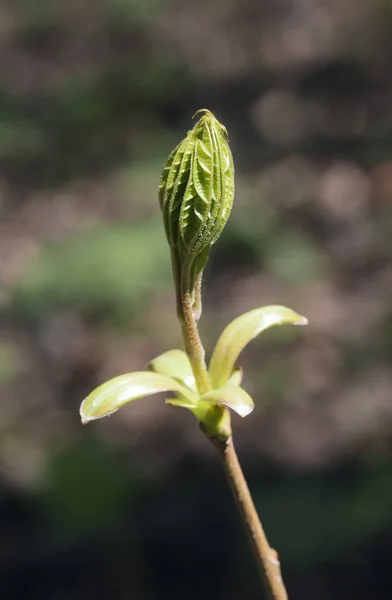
[192, 108, 213, 120]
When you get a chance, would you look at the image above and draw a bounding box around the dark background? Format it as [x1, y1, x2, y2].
[1, 1, 392, 598]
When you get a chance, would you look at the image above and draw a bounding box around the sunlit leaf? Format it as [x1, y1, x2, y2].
[165, 397, 197, 409]
[228, 366, 243, 386]
[209, 305, 308, 387]
[149, 349, 196, 391]
[199, 384, 254, 417]
[80, 371, 197, 424]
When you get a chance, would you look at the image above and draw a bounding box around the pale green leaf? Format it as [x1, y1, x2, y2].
[228, 366, 243, 386]
[80, 371, 197, 424]
[209, 305, 308, 387]
[149, 349, 196, 391]
[165, 397, 197, 409]
[199, 384, 254, 417]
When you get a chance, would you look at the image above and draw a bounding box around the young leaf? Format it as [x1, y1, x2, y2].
[198, 384, 254, 418]
[209, 305, 308, 388]
[228, 366, 243, 386]
[149, 349, 196, 391]
[165, 397, 197, 409]
[80, 371, 197, 424]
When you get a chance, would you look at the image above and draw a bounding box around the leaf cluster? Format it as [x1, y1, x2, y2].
[80, 306, 307, 435]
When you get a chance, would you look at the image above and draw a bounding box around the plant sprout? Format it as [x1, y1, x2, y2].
[80, 109, 307, 600]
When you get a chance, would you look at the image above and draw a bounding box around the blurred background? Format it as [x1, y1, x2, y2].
[1, 0, 392, 598]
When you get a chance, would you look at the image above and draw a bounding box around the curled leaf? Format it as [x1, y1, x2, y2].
[198, 384, 254, 418]
[209, 305, 308, 388]
[80, 371, 197, 424]
[149, 349, 196, 391]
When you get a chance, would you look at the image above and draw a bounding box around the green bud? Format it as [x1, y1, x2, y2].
[159, 109, 235, 276]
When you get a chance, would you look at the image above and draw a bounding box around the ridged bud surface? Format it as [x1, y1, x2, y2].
[159, 109, 234, 267]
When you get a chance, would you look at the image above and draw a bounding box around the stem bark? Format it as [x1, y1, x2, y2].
[212, 437, 288, 600]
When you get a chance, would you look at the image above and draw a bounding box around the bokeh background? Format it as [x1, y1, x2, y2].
[1, 1, 392, 598]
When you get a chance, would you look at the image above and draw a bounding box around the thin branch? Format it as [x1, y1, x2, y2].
[179, 287, 211, 395]
[175, 254, 288, 599]
[212, 436, 288, 600]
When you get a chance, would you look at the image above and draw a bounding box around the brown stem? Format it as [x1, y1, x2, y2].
[172, 250, 287, 598]
[212, 436, 288, 600]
